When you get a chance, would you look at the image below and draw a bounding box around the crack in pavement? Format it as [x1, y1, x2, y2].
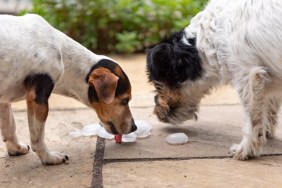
[103, 153, 282, 164]
[91, 137, 105, 188]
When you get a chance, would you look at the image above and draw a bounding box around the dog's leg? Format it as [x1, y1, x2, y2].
[25, 74, 68, 165]
[0, 103, 30, 156]
[265, 97, 280, 138]
[231, 68, 269, 160]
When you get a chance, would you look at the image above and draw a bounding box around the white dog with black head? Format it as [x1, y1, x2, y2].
[147, 0, 282, 160]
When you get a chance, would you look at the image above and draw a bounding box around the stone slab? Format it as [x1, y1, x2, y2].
[103, 156, 282, 188]
[104, 106, 282, 160]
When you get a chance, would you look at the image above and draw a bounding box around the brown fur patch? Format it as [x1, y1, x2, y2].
[113, 65, 132, 94]
[113, 65, 125, 79]
[25, 87, 48, 122]
[26, 88, 36, 116]
[34, 103, 49, 122]
[88, 67, 119, 104]
[153, 82, 184, 122]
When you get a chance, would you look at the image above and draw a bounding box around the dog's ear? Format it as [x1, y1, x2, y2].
[88, 68, 119, 104]
[147, 43, 173, 83]
[147, 37, 202, 87]
[172, 41, 202, 82]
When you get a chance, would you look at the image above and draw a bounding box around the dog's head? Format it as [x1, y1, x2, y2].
[87, 59, 137, 134]
[146, 30, 204, 124]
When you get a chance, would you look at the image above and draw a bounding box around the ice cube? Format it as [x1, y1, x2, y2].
[165, 133, 189, 145]
[81, 123, 102, 136]
[68, 130, 82, 138]
[135, 120, 151, 138]
[98, 128, 114, 139]
[122, 132, 137, 142]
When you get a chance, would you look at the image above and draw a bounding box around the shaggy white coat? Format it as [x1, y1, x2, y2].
[182, 0, 282, 159]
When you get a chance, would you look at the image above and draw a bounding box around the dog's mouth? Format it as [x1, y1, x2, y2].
[100, 120, 137, 135]
[154, 105, 198, 124]
[99, 121, 117, 134]
[159, 112, 198, 124]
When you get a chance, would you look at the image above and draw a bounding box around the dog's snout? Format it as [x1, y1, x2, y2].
[131, 119, 137, 132]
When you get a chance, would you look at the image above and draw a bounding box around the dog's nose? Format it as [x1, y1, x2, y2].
[130, 119, 137, 132]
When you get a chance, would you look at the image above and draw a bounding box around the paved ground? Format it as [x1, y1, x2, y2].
[1, 55, 281, 188]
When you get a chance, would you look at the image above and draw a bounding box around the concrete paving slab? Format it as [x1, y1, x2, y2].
[103, 156, 282, 188]
[0, 109, 99, 188]
[104, 106, 282, 160]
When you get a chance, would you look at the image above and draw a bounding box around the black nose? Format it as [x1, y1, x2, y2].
[131, 119, 137, 132]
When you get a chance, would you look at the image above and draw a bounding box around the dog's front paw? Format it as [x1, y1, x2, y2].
[41, 151, 69, 165]
[7, 142, 30, 156]
[230, 143, 251, 160]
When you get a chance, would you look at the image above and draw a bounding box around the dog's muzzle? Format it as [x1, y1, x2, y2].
[108, 120, 137, 134]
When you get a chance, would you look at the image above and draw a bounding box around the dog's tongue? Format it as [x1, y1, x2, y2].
[114, 134, 122, 144]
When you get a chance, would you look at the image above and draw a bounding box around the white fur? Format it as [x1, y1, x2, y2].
[182, 0, 282, 160]
[0, 14, 113, 164]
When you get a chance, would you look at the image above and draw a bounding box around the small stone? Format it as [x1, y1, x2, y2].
[165, 133, 189, 145]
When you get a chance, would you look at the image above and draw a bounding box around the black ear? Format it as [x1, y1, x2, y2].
[146, 43, 174, 83]
[171, 41, 202, 84]
[146, 34, 203, 87]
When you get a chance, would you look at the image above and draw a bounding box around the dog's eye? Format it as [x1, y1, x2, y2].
[121, 98, 130, 106]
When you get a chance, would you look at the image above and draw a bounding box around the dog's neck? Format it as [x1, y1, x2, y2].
[53, 30, 111, 107]
[183, 1, 231, 88]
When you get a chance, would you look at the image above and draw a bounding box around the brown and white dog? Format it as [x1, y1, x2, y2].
[0, 14, 137, 165]
[147, 0, 282, 160]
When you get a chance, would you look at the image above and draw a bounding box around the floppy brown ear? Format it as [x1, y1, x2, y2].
[88, 67, 119, 104]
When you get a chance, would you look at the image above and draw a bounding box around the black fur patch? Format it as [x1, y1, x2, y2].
[86, 59, 130, 103]
[24, 73, 54, 104]
[146, 30, 202, 87]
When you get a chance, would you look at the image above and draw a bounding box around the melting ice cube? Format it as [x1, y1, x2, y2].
[81, 123, 102, 136]
[135, 120, 152, 138]
[68, 130, 82, 138]
[98, 128, 114, 139]
[122, 132, 137, 142]
[165, 133, 189, 145]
